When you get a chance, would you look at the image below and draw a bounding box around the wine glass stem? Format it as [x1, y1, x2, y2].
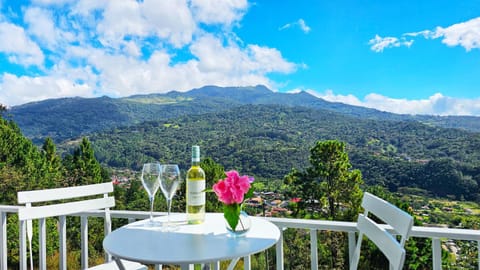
[167, 198, 172, 227]
[149, 196, 154, 223]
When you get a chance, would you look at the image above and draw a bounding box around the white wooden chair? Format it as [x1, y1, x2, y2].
[350, 192, 414, 270]
[17, 182, 147, 270]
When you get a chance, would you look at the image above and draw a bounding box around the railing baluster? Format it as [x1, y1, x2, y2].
[19, 220, 27, 270]
[310, 229, 318, 269]
[478, 240, 480, 270]
[39, 218, 46, 270]
[7, 209, 480, 269]
[211, 261, 219, 270]
[348, 231, 356, 264]
[1, 212, 6, 270]
[59, 216, 67, 270]
[244, 255, 251, 270]
[276, 226, 284, 270]
[432, 238, 441, 270]
[104, 194, 112, 263]
[81, 216, 88, 269]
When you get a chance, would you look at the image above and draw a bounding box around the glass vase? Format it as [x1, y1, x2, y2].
[225, 211, 251, 237]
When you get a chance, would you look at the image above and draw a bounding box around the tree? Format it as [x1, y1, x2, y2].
[0, 115, 65, 266]
[422, 159, 467, 199]
[286, 140, 363, 221]
[285, 140, 364, 269]
[63, 137, 104, 185]
[0, 165, 24, 203]
[0, 116, 50, 192]
[201, 157, 225, 212]
[41, 137, 62, 187]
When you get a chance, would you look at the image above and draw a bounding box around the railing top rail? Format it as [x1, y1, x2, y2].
[267, 217, 357, 232]
[266, 216, 480, 241]
[73, 209, 168, 220]
[3, 207, 480, 242]
[0, 205, 20, 213]
[411, 225, 480, 241]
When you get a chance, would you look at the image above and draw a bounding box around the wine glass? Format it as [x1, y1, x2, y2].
[141, 162, 161, 225]
[159, 164, 182, 230]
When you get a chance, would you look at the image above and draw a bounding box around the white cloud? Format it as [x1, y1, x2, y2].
[309, 89, 480, 116]
[434, 17, 480, 51]
[17, 33, 292, 101]
[93, 0, 196, 49]
[0, 22, 44, 66]
[372, 16, 480, 52]
[23, 7, 75, 50]
[0, 72, 95, 106]
[141, 0, 196, 48]
[31, 0, 75, 5]
[279, 19, 311, 34]
[248, 44, 296, 73]
[309, 89, 363, 106]
[70, 0, 107, 17]
[190, 0, 248, 26]
[24, 7, 57, 46]
[0, 0, 297, 106]
[190, 35, 296, 75]
[96, 0, 147, 48]
[368, 34, 413, 52]
[298, 19, 311, 34]
[76, 34, 294, 97]
[286, 88, 302, 94]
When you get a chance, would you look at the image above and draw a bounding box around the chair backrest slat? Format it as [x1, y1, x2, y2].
[361, 192, 413, 238]
[350, 192, 413, 270]
[18, 197, 115, 221]
[18, 182, 113, 204]
[356, 214, 405, 269]
[17, 182, 115, 270]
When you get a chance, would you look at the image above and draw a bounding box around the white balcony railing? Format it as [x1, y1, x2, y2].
[2, 205, 480, 270]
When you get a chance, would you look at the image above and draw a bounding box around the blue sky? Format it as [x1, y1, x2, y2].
[0, 0, 479, 116]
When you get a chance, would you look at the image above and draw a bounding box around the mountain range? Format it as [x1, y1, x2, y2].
[6, 85, 480, 144]
[4, 85, 480, 199]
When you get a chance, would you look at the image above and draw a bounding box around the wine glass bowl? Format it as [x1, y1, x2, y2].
[141, 162, 161, 225]
[159, 164, 182, 231]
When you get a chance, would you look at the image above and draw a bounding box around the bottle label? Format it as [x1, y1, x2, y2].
[187, 180, 205, 205]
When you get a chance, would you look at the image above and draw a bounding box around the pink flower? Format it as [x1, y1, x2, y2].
[213, 170, 252, 205]
[290, 197, 301, 203]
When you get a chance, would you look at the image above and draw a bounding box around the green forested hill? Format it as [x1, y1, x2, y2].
[6, 85, 480, 199]
[8, 85, 480, 144]
[86, 104, 480, 200]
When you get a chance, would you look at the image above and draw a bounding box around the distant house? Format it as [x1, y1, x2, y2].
[270, 199, 282, 206]
[112, 176, 120, 185]
[245, 197, 263, 207]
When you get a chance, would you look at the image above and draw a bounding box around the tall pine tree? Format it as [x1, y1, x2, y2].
[284, 140, 364, 269]
[63, 137, 104, 185]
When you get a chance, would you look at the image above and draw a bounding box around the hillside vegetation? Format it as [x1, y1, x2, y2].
[87, 104, 480, 201]
[8, 85, 480, 144]
[5, 86, 480, 200]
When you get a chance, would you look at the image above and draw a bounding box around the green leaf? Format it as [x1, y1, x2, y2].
[244, 187, 254, 200]
[223, 203, 240, 231]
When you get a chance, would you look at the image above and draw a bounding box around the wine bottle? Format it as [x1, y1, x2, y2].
[186, 145, 206, 224]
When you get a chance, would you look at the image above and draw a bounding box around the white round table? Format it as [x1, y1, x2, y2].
[103, 213, 280, 270]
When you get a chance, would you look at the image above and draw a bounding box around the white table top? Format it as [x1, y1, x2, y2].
[103, 213, 280, 265]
